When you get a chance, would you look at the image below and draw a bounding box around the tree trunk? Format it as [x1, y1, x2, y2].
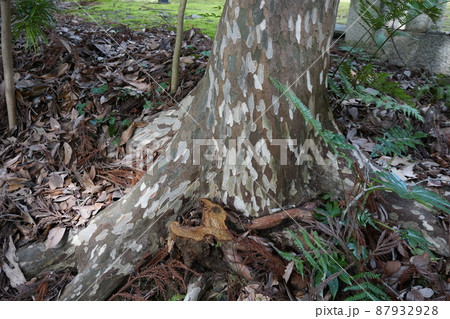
[16, 0, 448, 300]
[1, 0, 17, 129]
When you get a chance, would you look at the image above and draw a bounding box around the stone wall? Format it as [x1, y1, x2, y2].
[345, 0, 450, 74]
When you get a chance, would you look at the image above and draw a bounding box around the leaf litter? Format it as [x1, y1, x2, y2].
[0, 13, 211, 240]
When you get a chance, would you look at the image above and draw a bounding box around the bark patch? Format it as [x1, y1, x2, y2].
[169, 198, 233, 241]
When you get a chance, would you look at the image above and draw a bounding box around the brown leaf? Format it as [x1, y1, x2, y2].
[4, 154, 21, 168]
[406, 289, 425, 301]
[6, 177, 28, 192]
[21, 210, 36, 225]
[383, 260, 402, 276]
[63, 142, 73, 166]
[89, 166, 96, 180]
[55, 63, 70, 77]
[73, 203, 104, 219]
[81, 173, 95, 189]
[124, 80, 149, 91]
[119, 122, 136, 146]
[49, 117, 61, 130]
[48, 173, 64, 190]
[53, 195, 73, 202]
[411, 253, 430, 269]
[283, 260, 295, 283]
[180, 56, 195, 64]
[58, 37, 73, 54]
[45, 226, 66, 250]
[41, 63, 69, 79]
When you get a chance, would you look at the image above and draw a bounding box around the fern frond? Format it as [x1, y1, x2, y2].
[345, 291, 375, 301]
[401, 228, 435, 257]
[375, 171, 450, 214]
[276, 250, 305, 277]
[271, 77, 354, 165]
[372, 123, 427, 157]
[344, 280, 390, 301]
[333, 62, 423, 121]
[270, 77, 322, 132]
[351, 271, 381, 280]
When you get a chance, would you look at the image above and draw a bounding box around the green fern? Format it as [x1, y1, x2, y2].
[344, 273, 390, 301]
[277, 250, 305, 278]
[300, 231, 324, 272]
[372, 122, 427, 157]
[358, 0, 444, 39]
[344, 279, 390, 301]
[374, 170, 450, 214]
[279, 230, 349, 299]
[330, 63, 423, 121]
[270, 78, 322, 132]
[400, 228, 436, 257]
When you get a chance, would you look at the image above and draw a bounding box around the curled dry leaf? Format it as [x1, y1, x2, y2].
[383, 260, 402, 276]
[119, 122, 136, 146]
[45, 226, 66, 250]
[55, 63, 70, 78]
[89, 166, 96, 180]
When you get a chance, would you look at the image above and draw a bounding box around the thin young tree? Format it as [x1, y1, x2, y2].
[170, 0, 188, 94]
[1, 0, 17, 129]
[1, 0, 57, 129]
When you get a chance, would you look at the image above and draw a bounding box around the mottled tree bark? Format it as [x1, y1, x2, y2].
[16, 0, 448, 300]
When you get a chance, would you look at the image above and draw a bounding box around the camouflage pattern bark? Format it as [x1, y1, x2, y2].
[16, 0, 448, 300]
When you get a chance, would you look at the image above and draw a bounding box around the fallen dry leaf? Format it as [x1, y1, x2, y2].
[63, 142, 73, 165]
[1, 237, 27, 289]
[45, 226, 66, 250]
[119, 122, 136, 146]
[48, 173, 64, 190]
[406, 288, 425, 301]
[418, 287, 434, 298]
[283, 260, 295, 283]
[180, 56, 195, 64]
[73, 203, 104, 219]
[383, 260, 402, 276]
[411, 253, 430, 269]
